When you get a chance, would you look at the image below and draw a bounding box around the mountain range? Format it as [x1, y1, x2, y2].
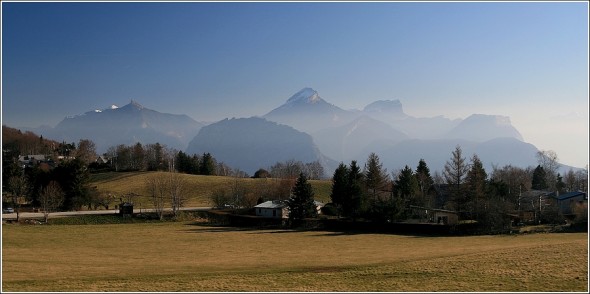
[16, 88, 576, 176]
[37, 100, 203, 153]
[186, 117, 335, 174]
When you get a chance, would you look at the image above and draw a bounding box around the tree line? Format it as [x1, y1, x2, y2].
[2, 128, 328, 221]
[326, 147, 588, 233]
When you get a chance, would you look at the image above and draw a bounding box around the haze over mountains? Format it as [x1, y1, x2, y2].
[186, 117, 335, 174]
[17, 87, 574, 176]
[40, 100, 204, 153]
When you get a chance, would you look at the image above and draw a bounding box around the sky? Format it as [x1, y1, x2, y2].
[1, 1, 588, 168]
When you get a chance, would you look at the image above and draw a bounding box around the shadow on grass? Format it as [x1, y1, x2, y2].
[181, 221, 519, 238]
[182, 222, 293, 234]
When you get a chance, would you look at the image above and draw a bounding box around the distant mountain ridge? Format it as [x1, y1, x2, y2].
[186, 117, 335, 174]
[41, 100, 204, 153]
[260, 88, 535, 172]
[17, 88, 581, 176]
[445, 114, 523, 142]
[263, 88, 353, 133]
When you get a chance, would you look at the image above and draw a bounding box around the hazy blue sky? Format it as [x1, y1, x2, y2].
[2, 1, 588, 167]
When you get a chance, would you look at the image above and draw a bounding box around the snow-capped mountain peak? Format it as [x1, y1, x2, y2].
[286, 87, 322, 105]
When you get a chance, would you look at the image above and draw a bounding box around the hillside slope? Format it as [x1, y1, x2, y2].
[90, 171, 332, 207]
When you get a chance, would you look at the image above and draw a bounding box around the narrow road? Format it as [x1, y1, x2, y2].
[1, 207, 212, 221]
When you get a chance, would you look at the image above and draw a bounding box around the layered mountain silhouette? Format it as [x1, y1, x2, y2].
[366, 137, 539, 174]
[260, 88, 537, 172]
[186, 117, 334, 174]
[43, 100, 203, 153]
[23, 87, 572, 176]
[263, 88, 353, 133]
[312, 115, 409, 163]
[445, 114, 523, 142]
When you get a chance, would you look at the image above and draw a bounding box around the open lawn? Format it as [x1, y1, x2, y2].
[2, 221, 587, 292]
[90, 171, 332, 208]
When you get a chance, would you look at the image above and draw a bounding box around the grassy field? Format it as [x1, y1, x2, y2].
[90, 171, 332, 208]
[2, 221, 587, 292]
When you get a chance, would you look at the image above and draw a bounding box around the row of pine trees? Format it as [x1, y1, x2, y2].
[288, 146, 587, 232]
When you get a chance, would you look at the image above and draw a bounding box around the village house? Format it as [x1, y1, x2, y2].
[254, 200, 288, 219]
[254, 200, 325, 219]
[408, 205, 459, 225]
[95, 155, 110, 164]
[555, 191, 587, 217]
[17, 154, 54, 169]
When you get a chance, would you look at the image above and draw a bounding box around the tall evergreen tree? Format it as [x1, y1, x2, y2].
[415, 159, 434, 207]
[176, 151, 190, 173]
[364, 152, 389, 203]
[532, 165, 548, 190]
[330, 163, 349, 216]
[443, 145, 469, 212]
[287, 173, 317, 227]
[465, 154, 487, 219]
[394, 165, 419, 205]
[348, 160, 366, 220]
[199, 152, 216, 175]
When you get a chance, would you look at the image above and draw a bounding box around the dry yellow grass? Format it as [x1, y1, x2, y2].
[90, 171, 332, 207]
[2, 222, 587, 292]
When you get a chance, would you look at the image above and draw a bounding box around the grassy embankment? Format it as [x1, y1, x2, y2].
[90, 171, 332, 208]
[2, 221, 587, 292]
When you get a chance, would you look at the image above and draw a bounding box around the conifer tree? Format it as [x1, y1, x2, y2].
[199, 152, 216, 175]
[287, 173, 317, 227]
[346, 160, 365, 220]
[532, 165, 548, 190]
[466, 154, 487, 219]
[330, 163, 349, 216]
[443, 145, 469, 212]
[364, 152, 389, 203]
[394, 165, 419, 205]
[415, 159, 434, 207]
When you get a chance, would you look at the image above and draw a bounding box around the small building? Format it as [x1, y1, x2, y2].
[119, 202, 134, 217]
[96, 155, 110, 164]
[556, 191, 587, 216]
[409, 205, 459, 225]
[18, 154, 47, 168]
[254, 200, 288, 219]
[432, 209, 459, 225]
[314, 200, 325, 215]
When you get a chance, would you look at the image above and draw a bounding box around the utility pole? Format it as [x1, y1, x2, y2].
[538, 194, 542, 224]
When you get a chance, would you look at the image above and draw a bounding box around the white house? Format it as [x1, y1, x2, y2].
[255, 200, 325, 219]
[254, 200, 288, 219]
[314, 200, 325, 214]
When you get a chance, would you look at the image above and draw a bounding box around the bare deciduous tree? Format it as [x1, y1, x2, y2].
[168, 172, 187, 217]
[536, 150, 560, 191]
[145, 175, 167, 220]
[39, 181, 64, 222]
[7, 175, 28, 222]
[75, 139, 97, 165]
[145, 172, 188, 219]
